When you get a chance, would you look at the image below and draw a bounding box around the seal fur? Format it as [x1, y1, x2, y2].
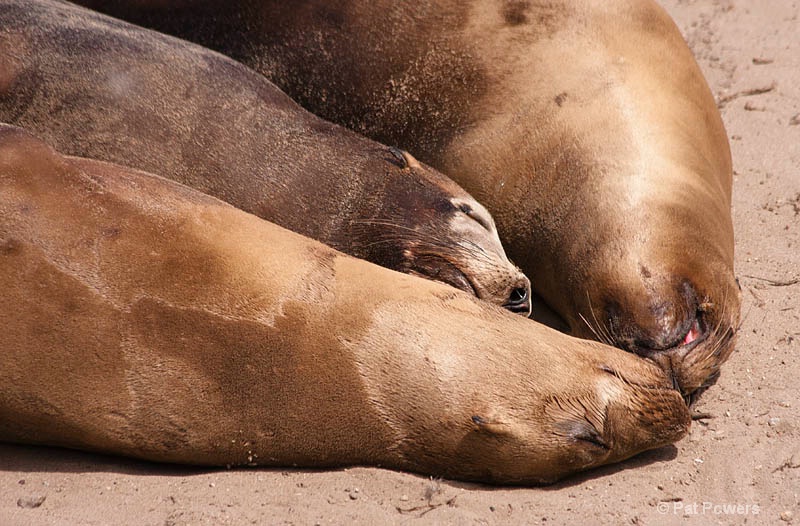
[0, 124, 690, 484]
[83, 0, 742, 398]
[0, 0, 531, 314]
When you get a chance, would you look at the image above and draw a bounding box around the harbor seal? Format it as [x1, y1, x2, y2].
[85, 0, 741, 399]
[0, 0, 531, 314]
[0, 124, 690, 484]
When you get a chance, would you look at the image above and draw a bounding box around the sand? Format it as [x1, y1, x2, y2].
[2, 0, 798, 524]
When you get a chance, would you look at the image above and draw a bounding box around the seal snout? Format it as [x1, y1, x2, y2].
[538, 361, 691, 480]
[605, 280, 704, 357]
[629, 307, 706, 358]
[595, 274, 741, 402]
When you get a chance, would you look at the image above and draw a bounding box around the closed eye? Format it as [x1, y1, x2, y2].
[459, 203, 493, 232]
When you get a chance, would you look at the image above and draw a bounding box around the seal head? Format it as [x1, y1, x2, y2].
[363, 147, 531, 315]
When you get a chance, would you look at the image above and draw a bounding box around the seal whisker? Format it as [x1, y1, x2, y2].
[456, 238, 491, 258]
[706, 287, 738, 359]
[579, 313, 605, 343]
[350, 219, 495, 262]
[585, 293, 614, 346]
[349, 221, 461, 247]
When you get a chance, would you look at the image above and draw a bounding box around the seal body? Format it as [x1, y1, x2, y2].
[0, 0, 531, 314]
[0, 124, 689, 484]
[84, 0, 741, 398]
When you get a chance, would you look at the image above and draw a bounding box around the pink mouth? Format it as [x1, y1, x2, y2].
[682, 319, 701, 346]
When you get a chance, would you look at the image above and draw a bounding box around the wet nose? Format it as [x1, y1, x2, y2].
[503, 281, 532, 317]
[606, 281, 705, 357]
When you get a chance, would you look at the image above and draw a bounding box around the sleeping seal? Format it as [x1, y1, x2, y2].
[0, 124, 689, 484]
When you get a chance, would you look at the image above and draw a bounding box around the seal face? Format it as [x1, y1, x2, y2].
[378, 148, 531, 314]
[86, 0, 741, 400]
[0, 123, 689, 484]
[0, 0, 530, 315]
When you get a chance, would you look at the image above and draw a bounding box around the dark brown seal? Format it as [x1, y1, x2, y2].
[0, 0, 531, 314]
[83, 0, 741, 399]
[0, 124, 689, 484]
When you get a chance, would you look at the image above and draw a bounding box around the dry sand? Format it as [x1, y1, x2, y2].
[1, 0, 798, 524]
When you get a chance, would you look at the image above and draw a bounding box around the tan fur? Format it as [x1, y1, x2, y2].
[0, 125, 689, 483]
[0, 0, 531, 314]
[82, 0, 741, 398]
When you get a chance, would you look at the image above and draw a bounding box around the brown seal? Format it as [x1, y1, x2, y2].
[0, 124, 689, 484]
[0, 0, 531, 315]
[85, 0, 741, 399]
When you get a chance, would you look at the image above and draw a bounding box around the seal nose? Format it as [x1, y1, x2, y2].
[606, 280, 705, 357]
[503, 282, 532, 317]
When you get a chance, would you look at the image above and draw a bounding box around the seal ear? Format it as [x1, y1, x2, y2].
[388, 147, 422, 170]
[471, 414, 513, 436]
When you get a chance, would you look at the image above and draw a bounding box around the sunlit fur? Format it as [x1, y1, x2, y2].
[0, 124, 689, 484]
[74, 0, 740, 400]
